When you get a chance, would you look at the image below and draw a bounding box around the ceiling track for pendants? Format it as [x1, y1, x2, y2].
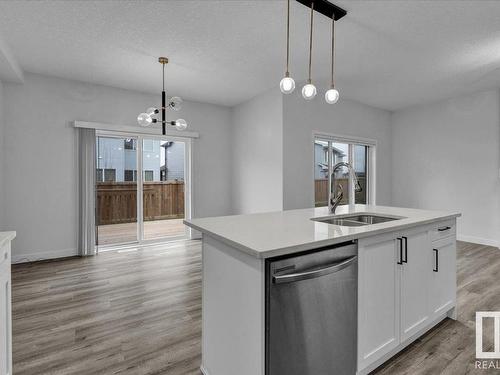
[295, 0, 347, 20]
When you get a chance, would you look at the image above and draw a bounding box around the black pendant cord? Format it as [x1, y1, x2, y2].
[331, 16, 335, 89]
[307, 1, 314, 84]
[162, 62, 166, 135]
[285, 0, 290, 77]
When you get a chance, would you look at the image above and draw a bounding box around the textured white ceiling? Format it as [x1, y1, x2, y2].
[0, 0, 500, 110]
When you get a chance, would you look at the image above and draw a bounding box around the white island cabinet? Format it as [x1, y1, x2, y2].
[0, 232, 15, 375]
[357, 221, 457, 374]
[185, 205, 460, 375]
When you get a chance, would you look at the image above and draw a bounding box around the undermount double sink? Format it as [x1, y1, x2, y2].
[312, 214, 404, 227]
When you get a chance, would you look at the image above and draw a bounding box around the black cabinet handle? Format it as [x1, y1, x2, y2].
[438, 226, 451, 232]
[433, 249, 439, 272]
[402, 236, 408, 263]
[397, 238, 403, 265]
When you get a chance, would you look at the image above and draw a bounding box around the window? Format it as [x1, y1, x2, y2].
[124, 170, 137, 182]
[144, 170, 154, 181]
[104, 169, 116, 182]
[314, 136, 373, 207]
[96, 168, 103, 182]
[124, 139, 136, 150]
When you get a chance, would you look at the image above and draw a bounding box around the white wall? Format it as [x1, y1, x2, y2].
[0, 80, 4, 230]
[282, 93, 393, 210]
[3, 73, 232, 260]
[391, 90, 500, 246]
[231, 88, 283, 214]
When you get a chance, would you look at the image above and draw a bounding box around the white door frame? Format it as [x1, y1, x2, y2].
[95, 130, 193, 251]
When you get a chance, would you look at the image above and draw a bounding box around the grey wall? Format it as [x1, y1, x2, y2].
[282, 92, 393, 210]
[0, 80, 4, 230]
[231, 88, 283, 214]
[3, 73, 232, 260]
[391, 90, 500, 246]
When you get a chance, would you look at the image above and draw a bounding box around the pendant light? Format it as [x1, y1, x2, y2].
[137, 57, 187, 134]
[325, 16, 339, 104]
[280, 0, 296, 94]
[301, 0, 316, 100]
[278, 0, 346, 103]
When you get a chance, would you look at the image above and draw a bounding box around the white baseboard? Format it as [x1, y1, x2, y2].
[457, 235, 499, 248]
[11, 248, 78, 264]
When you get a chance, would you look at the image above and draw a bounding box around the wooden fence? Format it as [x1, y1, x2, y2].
[96, 181, 185, 225]
[315, 177, 366, 207]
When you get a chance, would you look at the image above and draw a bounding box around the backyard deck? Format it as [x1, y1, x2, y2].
[97, 219, 186, 245]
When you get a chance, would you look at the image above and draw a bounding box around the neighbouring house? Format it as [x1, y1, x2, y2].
[314, 141, 367, 180]
[314, 141, 347, 179]
[96, 138, 185, 182]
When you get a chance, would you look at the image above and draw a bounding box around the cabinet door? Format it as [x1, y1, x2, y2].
[358, 235, 400, 371]
[429, 238, 456, 317]
[400, 230, 431, 342]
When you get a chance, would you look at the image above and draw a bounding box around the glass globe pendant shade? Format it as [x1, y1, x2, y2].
[146, 107, 159, 116]
[169, 96, 183, 111]
[137, 112, 152, 127]
[174, 119, 187, 131]
[302, 83, 317, 100]
[280, 76, 295, 94]
[325, 88, 340, 104]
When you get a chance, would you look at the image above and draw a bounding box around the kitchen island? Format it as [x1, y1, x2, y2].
[184, 205, 461, 375]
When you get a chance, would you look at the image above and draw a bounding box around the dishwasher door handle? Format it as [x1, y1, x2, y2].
[273, 255, 357, 284]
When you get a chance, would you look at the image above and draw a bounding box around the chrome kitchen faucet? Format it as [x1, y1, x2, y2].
[329, 162, 363, 214]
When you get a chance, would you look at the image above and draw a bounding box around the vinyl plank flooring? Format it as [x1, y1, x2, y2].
[12, 241, 202, 375]
[12, 240, 499, 374]
[373, 241, 500, 375]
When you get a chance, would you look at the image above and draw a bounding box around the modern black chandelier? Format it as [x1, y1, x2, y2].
[137, 57, 187, 135]
[279, 0, 346, 104]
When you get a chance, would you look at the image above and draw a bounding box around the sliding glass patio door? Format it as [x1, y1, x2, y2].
[141, 138, 186, 241]
[95, 133, 190, 248]
[96, 135, 139, 246]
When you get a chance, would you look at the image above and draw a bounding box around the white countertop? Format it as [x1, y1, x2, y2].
[184, 205, 461, 259]
[0, 231, 16, 248]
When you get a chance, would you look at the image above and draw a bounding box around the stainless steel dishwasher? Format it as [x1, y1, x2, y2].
[266, 241, 357, 375]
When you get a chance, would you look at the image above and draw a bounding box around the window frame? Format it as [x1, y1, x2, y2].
[313, 132, 376, 207]
[96, 168, 104, 182]
[104, 168, 116, 182]
[96, 130, 194, 246]
[124, 169, 137, 182]
[144, 170, 154, 182]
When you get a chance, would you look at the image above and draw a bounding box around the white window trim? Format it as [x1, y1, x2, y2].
[74, 120, 199, 139]
[313, 131, 376, 207]
[314, 131, 377, 147]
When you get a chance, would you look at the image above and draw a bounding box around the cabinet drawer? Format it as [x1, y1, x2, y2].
[430, 221, 456, 242]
